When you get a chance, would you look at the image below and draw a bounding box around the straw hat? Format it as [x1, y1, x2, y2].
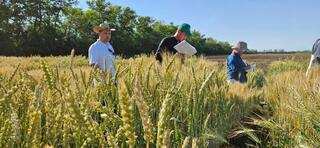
[93, 22, 116, 33]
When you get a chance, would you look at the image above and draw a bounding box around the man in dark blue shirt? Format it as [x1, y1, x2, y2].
[226, 41, 252, 83]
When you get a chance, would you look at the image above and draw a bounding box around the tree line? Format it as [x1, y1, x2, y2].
[0, 0, 233, 57]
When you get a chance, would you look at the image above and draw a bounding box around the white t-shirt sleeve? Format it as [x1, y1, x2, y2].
[88, 45, 99, 65]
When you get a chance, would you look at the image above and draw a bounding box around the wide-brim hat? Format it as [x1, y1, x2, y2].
[93, 22, 116, 33]
[232, 41, 248, 51]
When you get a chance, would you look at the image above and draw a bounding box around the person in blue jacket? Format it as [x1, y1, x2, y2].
[226, 41, 252, 83]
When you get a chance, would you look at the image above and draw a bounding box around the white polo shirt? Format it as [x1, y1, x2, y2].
[88, 40, 116, 77]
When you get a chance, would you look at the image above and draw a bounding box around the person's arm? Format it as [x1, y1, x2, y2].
[238, 57, 252, 72]
[227, 56, 238, 80]
[232, 57, 248, 72]
[88, 45, 100, 70]
[233, 58, 249, 83]
[155, 38, 167, 63]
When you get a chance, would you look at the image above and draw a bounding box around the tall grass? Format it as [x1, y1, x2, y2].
[0, 54, 319, 147]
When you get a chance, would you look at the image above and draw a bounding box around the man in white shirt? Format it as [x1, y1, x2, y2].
[88, 22, 116, 79]
[306, 38, 320, 76]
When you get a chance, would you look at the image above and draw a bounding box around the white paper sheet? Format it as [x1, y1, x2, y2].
[174, 40, 197, 56]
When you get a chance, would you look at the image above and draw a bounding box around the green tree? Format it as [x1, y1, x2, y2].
[134, 16, 160, 54]
[188, 31, 206, 54]
[202, 38, 231, 55]
[112, 6, 137, 56]
[0, 0, 232, 56]
[0, 0, 16, 55]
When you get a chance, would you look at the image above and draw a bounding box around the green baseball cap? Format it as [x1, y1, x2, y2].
[178, 23, 192, 36]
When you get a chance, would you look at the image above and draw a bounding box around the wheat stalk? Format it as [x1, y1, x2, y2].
[119, 80, 136, 147]
[133, 79, 154, 146]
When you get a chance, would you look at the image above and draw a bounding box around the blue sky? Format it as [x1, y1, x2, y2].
[78, 0, 320, 51]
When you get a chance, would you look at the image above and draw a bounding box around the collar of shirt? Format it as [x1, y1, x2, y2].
[97, 39, 110, 46]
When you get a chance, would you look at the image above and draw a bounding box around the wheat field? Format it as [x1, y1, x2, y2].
[0, 54, 319, 147]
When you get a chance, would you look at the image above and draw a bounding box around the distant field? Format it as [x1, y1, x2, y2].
[0, 53, 310, 70]
[206, 53, 310, 68]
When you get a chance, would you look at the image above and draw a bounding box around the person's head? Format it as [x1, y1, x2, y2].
[174, 23, 192, 41]
[232, 41, 248, 55]
[93, 22, 116, 42]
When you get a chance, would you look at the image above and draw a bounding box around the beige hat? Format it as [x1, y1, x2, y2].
[93, 22, 116, 33]
[232, 41, 248, 51]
